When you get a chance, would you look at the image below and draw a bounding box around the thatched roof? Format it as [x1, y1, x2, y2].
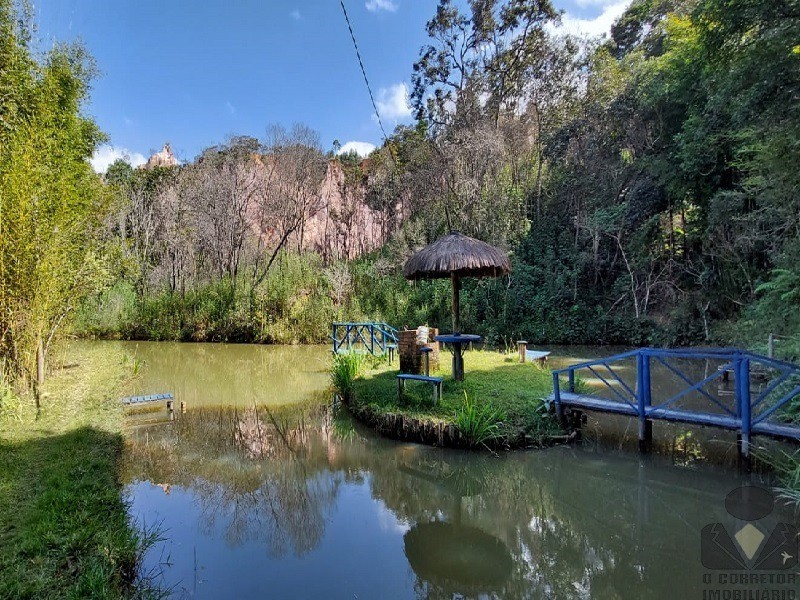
[403, 231, 511, 280]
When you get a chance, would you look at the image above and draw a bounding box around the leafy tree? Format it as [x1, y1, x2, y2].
[0, 0, 109, 399]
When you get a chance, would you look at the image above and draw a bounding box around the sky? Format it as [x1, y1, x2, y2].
[32, 0, 631, 172]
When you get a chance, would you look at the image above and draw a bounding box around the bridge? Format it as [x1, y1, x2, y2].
[550, 348, 800, 462]
[331, 322, 398, 357]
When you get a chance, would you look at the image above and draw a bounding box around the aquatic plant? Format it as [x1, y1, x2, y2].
[768, 449, 800, 507]
[454, 391, 506, 447]
[330, 352, 365, 401]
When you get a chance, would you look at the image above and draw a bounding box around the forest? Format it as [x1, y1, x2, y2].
[3, 0, 800, 394]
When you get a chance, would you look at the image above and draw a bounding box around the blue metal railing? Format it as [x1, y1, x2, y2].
[551, 348, 800, 457]
[331, 322, 399, 356]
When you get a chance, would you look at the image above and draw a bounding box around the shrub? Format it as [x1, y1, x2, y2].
[453, 391, 506, 447]
[330, 352, 365, 401]
[767, 450, 800, 507]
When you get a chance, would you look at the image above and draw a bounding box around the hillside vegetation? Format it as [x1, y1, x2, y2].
[72, 0, 800, 361]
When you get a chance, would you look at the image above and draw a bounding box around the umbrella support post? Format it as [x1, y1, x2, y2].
[451, 272, 461, 334]
[453, 345, 464, 381]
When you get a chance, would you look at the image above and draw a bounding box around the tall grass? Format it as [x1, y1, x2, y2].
[768, 450, 800, 507]
[454, 391, 506, 447]
[75, 252, 340, 344]
[330, 352, 365, 401]
[0, 376, 23, 420]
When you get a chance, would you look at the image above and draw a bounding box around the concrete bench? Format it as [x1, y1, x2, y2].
[397, 373, 443, 405]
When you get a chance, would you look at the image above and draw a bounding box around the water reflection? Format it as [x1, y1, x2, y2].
[405, 522, 513, 595]
[124, 401, 796, 599]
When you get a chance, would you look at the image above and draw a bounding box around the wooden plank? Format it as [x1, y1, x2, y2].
[645, 406, 740, 430]
[555, 392, 638, 416]
[551, 392, 800, 440]
[752, 421, 800, 440]
[121, 393, 174, 405]
[397, 374, 444, 383]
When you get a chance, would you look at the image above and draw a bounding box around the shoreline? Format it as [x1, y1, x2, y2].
[0, 343, 153, 598]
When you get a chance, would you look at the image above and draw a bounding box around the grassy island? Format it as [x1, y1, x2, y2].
[339, 351, 562, 449]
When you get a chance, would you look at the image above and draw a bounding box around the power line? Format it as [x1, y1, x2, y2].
[338, 0, 390, 142]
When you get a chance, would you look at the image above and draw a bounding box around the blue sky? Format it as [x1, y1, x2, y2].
[33, 0, 630, 171]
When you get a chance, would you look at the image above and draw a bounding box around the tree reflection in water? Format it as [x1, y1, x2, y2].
[125, 402, 341, 558]
[124, 401, 785, 599]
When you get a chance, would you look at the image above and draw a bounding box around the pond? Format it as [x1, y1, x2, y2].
[115, 342, 797, 599]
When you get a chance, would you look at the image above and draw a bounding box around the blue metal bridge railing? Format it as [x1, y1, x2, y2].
[331, 322, 399, 357]
[551, 348, 800, 459]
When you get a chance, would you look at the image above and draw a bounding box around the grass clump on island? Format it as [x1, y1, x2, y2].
[339, 350, 561, 448]
[0, 343, 158, 599]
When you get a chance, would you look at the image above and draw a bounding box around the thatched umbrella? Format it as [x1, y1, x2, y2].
[403, 231, 511, 333]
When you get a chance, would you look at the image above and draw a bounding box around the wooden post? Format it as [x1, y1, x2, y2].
[553, 372, 565, 428]
[518, 340, 528, 363]
[768, 333, 775, 359]
[451, 272, 460, 334]
[421, 347, 432, 376]
[453, 344, 464, 381]
[571, 409, 584, 441]
[737, 356, 752, 470]
[637, 351, 652, 452]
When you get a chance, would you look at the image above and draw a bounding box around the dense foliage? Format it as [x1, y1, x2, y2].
[73, 0, 800, 360]
[0, 0, 109, 397]
[358, 0, 800, 355]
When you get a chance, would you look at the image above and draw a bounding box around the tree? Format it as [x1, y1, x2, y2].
[250, 125, 328, 287]
[0, 1, 109, 399]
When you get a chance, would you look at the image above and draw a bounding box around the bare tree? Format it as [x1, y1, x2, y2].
[250, 125, 327, 288]
[185, 137, 262, 290]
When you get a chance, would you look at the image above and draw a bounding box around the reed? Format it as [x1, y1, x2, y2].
[453, 391, 506, 447]
[330, 352, 365, 401]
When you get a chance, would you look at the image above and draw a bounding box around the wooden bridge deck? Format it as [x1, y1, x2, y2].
[550, 348, 800, 460]
[554, 392, 800, 440]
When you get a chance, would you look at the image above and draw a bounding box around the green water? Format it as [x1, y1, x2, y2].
[115, 342, 798, 599]
[124, 341, 330, 408]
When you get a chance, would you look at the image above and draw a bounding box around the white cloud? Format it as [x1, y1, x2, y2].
[375, 82, 412, 122]
[225, 100, 236, 116]
[337, 141, 376, 157]
[90, 145, 146, 173]
[573, 0, 622, 7]
[365, 0, 397, 12]
[556, 0, 631, 38]
[290, 9, 301, 20]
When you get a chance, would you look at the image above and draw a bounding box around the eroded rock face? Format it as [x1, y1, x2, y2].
[249, 158, 407, 263]
[297, 160, 404, 262]
[144, 143, 178, 169]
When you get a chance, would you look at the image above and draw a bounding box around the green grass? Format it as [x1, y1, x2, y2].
[0, 343, 156, 599]
[349, 350, 560, 446]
